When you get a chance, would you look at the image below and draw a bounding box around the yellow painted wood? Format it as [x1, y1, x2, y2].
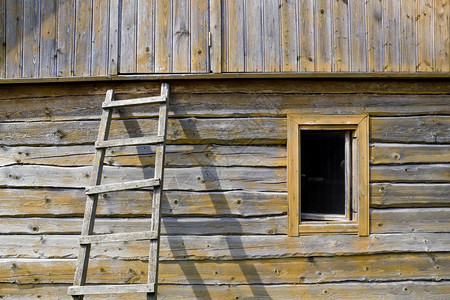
[5, 0, 23, 78]
[332, 0, 349, 71]
[263, 0, 281, 72]
[120, 0, 137, 74]
[245, 0, 263, 72]
[416, 0, 434, 71]
[366, 0, 383, 71]
[155, 0, 172, 73]
[281, 0, 297, 71]
[298, 0, 315, 71]
[190, 0, 208, 73]
[172, 0, 190, 73]
[434, 0, 450, 71]
[315, 0, 332, 71]
[56, 0, 75, 77]
[74, 0, 92, 76]
[91, 0, 109, 76]
[22, 0, 40, 78]
[400, 0, 416, 72]
[137, 0, 155, 73]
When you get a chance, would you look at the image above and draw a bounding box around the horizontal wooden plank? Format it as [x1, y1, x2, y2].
[2, 233, 449, 261]
[0, 165, 286, 191]
[371, 183, 450, 208]
[1, 253, 449, 284]
[2, 93, 450, 122]
[68, 283, 154, 295]
[371, 164, 450, 183]
[3, 281, 450, 300]
[0, 189, 287, 217]
[0, 145, 286, 167]
[1, 208, 449, 235]
[371, 143, 450, 164]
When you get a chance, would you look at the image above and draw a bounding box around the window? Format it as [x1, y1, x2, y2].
[287, 115, 369, 236]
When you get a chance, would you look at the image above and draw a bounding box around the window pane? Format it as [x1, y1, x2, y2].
[301, 131, 346, 216]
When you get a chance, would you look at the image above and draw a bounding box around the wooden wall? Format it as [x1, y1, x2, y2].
[1, 78, 449, 298]
[1, 0, 449, 79]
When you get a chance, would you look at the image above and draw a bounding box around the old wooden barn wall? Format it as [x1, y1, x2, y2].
[0, 78, 449, 298]
[1, 0, 449, 78]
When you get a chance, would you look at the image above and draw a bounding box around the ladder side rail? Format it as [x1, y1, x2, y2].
[148, 83, 170, 299]
[72, 90, 114, 297]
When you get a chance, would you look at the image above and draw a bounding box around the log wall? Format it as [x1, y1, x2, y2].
[0, 78, 449, 298]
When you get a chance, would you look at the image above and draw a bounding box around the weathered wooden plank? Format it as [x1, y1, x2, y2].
[91, 0, 109, 76]
[74, 0, 92, 76]
[0, 0, 5, 78]
[136, 0, 155, 73]
[2, 233, 450, 260]
[370, 116, 450, 143]
[0, 165, 286, 191]
[371, 164, 450, 183]
[298, 0, 315, 71]
[366, 0, 383, 71]
[435, 0, 450, 72]
[0, 145, 286, 167]
[40, 0, 57, 77]
[416, 0, 434, 71]
[190, 0, 208, 73]
[263, 0, 281, 72]
[383, 0, 400, 71]
[56, 0, 75, 77]
[209, 0, 222, 73]
[332, 0, 349, 71]
[119, 0, 136, 74]
[315, 0, 332, 71]
[2, 92, 450, 122]
[155, 0, 172, 73]
[371, 183, 450, 208]
[22, 0, 40, 78]
[108, 0, 120, 75]
[3, 282, 450, 300]
[2, 253, 449, 284]
[280, 0, 297, 71]
[370, 143, 450, 164]
[2, 208, 450, 235]
[349, 0, 366, 71]
[172, 0, 190, 73]
[400, 0, 416, 72]
[5, 0, 23, 78]
[245, 0, 263, 72]
[227, 0, 245, 72]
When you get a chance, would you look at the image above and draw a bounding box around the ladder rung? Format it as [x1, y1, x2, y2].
[79, 231, 158, 244]
[96, 136, 164, 148]
[102, 96, 166, 108]
[86, 178, 160, 195]
[68, 283, 154, 295]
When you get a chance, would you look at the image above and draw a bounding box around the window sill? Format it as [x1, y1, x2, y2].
[298, 222, 358, 235]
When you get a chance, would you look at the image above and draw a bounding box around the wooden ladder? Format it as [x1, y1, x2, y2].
[68, 83, 169, 299]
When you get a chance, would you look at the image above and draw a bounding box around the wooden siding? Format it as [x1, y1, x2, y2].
[0, 0, 449, 79]
[0, 78, 449, 298]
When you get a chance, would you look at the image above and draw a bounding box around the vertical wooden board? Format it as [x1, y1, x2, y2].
[400, 0, 416, 72]
[137, 0, 155, 73]
[349, 0, 367, 71]
[74, 0, 92, 76]
[57, 0, 75, 77]
[40, 0, 57, 77]
[434, 0, 449, 71]
[5, 0, 23, 78]
[263, 0, 281, 72]
[332, 0, 349, 71]
[209, 0, 222, 73]
[172, 0, 190, 73]
[22, 0, 40, 78]
[281, 0, 298, 71]
[315, 0, 332, 71]
[298, 0, 315, 71]
[245, 0, 263, 72]
[221, 0, 228, 71]
[91, 0, 109, 76]
[109, 0, 119, 75]
[190, 0, 208, 72]
[366, 0, 383, 71]
[155, 0, 172, 73]
[120, 0, 137, 73]
[416, 0, 434, 71]
[383, 0, 400, 71]
[0, 0, 5, 78]
[227, 0, 245, 72]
